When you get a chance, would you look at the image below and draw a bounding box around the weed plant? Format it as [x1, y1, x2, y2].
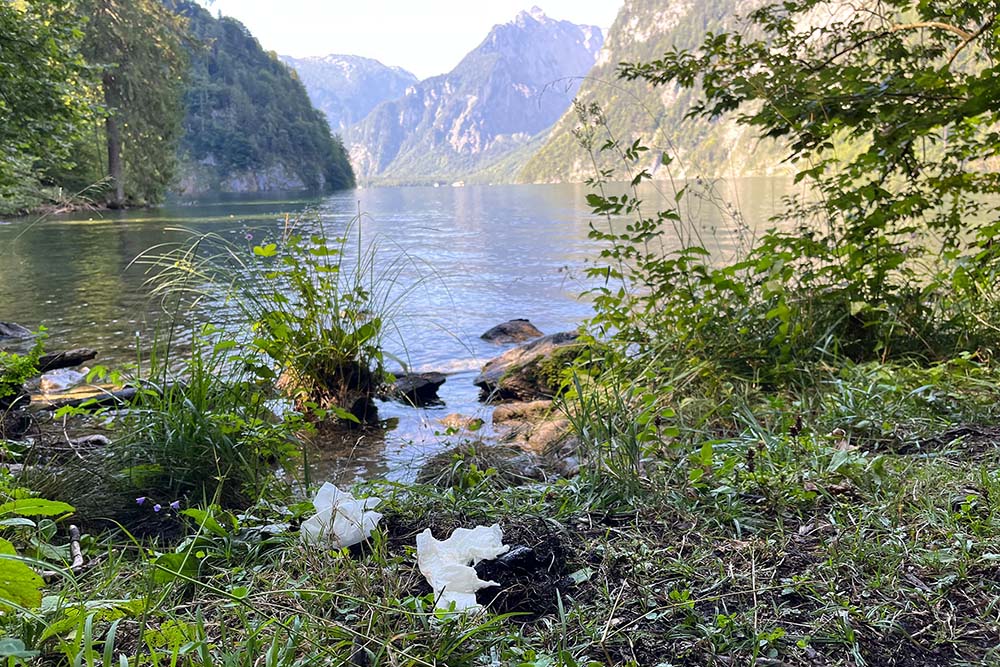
[140, 212, 415, 426]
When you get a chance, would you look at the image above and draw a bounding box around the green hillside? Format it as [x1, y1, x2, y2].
[170, 1, 355, 193]
[519, 0, 789, 183]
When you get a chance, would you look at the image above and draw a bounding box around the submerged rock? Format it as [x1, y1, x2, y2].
[474, 332, 582, 402]
[480, 319, 544, 344]
[39, 368, 90, 393]
[438, 413, 485, 433]
[0, 322, 32, 339]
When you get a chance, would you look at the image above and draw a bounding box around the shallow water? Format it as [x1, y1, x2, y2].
[0, 180, 790, 483]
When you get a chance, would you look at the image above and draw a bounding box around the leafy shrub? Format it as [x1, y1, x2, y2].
[0, 334, 44, 404]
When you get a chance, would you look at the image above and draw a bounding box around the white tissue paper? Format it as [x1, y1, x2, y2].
[300, 482, 383, 548]
[416, 524, 509, 611]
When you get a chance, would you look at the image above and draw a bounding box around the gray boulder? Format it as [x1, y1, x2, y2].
[480, 319, 544, 344]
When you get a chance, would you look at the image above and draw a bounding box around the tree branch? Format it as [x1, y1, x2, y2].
[947, 15, 996, 68]
[890, 21, 974, 41]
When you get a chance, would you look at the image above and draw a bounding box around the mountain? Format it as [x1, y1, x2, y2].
[280, 55, 418, 135]
[345, 7, 603, 185]
[168, 1, 355, 193]
[518, 0, 788, 183]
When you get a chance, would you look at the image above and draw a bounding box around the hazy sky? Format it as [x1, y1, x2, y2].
[196, 1, 623, 79]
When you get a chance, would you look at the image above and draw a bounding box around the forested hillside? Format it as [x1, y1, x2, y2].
[170, 1, 355, 193]
[0, 0, 353, 216]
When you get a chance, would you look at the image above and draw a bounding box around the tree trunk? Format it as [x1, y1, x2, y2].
[103, 71, 125, 208]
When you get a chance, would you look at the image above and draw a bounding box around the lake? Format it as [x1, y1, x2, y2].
[0, 180, 791, 482]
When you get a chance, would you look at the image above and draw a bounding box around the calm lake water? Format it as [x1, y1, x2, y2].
[0, 180, 791, 482]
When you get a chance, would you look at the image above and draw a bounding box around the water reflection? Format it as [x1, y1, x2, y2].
[0, 180, 792, 483]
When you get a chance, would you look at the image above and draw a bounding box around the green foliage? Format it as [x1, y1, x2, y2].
[611, 0, 1000, 367]
[569, 2, 1000, 399]
[247, 227, 388, 422]
[0, 335, 44, 402]
[105, 325, 299, 507]
[169, 0, 355, 191]
[0, 537, 44, 610]
[0, 0, 94, 214]
[76, 0, 189, 206]
[0, 490, 75, 613]
[141, 215, 411, 426]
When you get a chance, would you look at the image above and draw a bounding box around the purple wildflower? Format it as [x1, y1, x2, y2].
[153, 504, 162, 513]
[136, 497, 147, 505]
[170, 500, 181, 511]
[245, 232, 253, 241]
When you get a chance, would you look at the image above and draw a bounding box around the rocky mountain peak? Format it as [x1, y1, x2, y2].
[281, 54, 418, 133]
[515, 6, 549, 25]
[344, 9, 604, 184]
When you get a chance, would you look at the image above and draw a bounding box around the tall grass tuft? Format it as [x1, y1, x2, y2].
[138, 212, 416, 427]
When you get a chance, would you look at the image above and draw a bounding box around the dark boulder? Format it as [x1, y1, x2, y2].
[480, 319, 543, 344]
[391, 372, 446, 406]
[0, 322, 32, 339]
[474, 332, 582, 402]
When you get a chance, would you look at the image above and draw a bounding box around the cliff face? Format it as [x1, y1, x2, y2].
[281, 54, 418, 134]
[344, 7, 603, 184]
[518, 0, 787, 183]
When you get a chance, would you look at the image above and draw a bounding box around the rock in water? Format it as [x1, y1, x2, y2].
[391, 372, 446, 406]
[0, 322, 32, 339]
[480, 319, 544, 344]
[474, 332, 581, 402]
[39, 368, 89, 393]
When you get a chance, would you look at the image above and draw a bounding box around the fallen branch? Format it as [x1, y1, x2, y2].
[40, 525, 84, 580]
[36, 348, 98, 373]
[41, 382, 181, 411]
[42, 386, 142, 411]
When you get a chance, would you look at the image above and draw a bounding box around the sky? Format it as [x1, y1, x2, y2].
[196, 1, 623, 80]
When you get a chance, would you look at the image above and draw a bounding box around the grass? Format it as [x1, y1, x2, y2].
[3, 356, 997, 666]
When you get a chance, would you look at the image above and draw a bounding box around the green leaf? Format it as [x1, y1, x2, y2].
[180, 509, 229, 538]
[253, 243, 278, 257]
[0, 498, 74, 518]
[152, 552, 201, 585]
[329, 406, 361, 424]
[0, 539, 43, 610]
[0, 638, 38, 659]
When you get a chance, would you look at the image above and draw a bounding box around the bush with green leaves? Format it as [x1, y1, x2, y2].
[573, 2, 1000, 393]
[0, 335, 44, 405]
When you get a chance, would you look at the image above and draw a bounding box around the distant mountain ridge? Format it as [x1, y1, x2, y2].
[281, 54, 418, 134]
[518, 0, 788, 183]
[344, 7, 603, 184]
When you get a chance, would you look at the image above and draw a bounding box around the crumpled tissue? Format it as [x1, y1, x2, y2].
[416, 524, 509, 611]
[300, 483, 383, 548]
